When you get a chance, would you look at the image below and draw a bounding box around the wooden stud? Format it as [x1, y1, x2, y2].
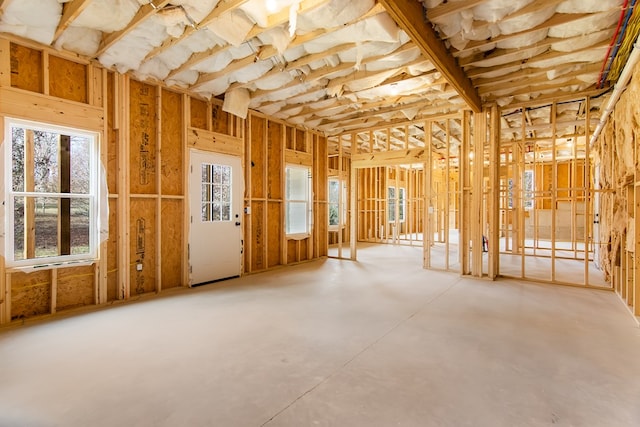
[97, 67, 109, 304]
[460, 111, 471, 275]
[155, 86, 162, 293]
[584, 96, 591, 286]
[551, 103, 557, 282]
[472, 111, 485, 277]
[424, 121, 432, 269]
[116, 74, 130, 299]
[488, 104, 500, 279]
[0, 38, 10, 87]
[50, 269, 57, 314]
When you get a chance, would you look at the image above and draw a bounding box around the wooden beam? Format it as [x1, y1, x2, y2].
[379, 0, 482, 112]
[95, 0, 171, 57]
[192, 54, 258, 88]
[427, 0, 487, 22]
[53, 0, 92, 42]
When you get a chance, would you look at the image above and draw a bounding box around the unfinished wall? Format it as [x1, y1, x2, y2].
[244, 112, 328, 273]
[593, 60, 640, 317]
[0, 36, 329, 324]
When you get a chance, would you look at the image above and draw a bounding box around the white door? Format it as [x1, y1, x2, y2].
[189, 150, 243, 285]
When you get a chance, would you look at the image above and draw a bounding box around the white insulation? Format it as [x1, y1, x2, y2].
[0, 0, 625, 126]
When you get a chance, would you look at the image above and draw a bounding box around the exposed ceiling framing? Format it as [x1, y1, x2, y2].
[0, 0, 635, 143]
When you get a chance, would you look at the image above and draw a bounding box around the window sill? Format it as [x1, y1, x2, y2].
[7, 258, 97, 273]
[286, 233, 310, 241]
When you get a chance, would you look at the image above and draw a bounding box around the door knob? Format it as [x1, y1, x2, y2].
[235, 221, 241, 226]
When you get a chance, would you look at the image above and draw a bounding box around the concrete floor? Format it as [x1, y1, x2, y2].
[1, 244, 640, 427]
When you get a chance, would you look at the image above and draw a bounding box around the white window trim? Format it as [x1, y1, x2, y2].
[285, 164, 312, 238]
[3, 117, 101, 270]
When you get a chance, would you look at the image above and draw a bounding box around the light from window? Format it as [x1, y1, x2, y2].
[201, 163, 232, 222]
[286, 165, 311, 235]
[328, 178, 346, 229]
[5, 119, 99, 267]
[388, 187, 405, 223]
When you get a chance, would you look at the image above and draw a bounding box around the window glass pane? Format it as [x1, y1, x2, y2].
[70, 198, 90, 255]
[329, 203, 339, 226]
[287, 201, 308, 234]
[286, 167, 308, 200]
[222, 203, 231, 221]
[34, 197, 59, 259]
[329, 180, 339, 203]
[13, 196, 25, 260]
[221, 165, 231, 185]
[70, 136, 91, 194]
[213, 184, 222, 203]
[202, 201, 210, 222]
[213, 165, 222, 184]
[212, 202, 221, 221]
[11, 127, 25, 192]
[222, 185, 231, 202]
[202, 164, 210, 183]
[33, 131, 60, 193]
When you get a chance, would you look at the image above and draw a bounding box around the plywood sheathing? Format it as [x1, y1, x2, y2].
[130, 80, 157, 195]
[10, 42, 42, 93]
[48, 55, 87, 103]
[161, 200, 182, 289]
[129, 199, 156, 295]
[107, 198, 118, 301]
[56, 266, 94, 310]
[161, 89, 183, 195]
[190, 97, 208, 130]
[11, 271, 50, 320]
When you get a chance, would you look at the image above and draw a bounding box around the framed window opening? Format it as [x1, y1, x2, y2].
[388, 186, 406, 223]
[328, 178, 347, 230]
[3, 118, 100, 269]
[285, 165, 312, 237]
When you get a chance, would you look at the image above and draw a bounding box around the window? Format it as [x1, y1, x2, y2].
[523, 170, 534, 210]
[328, 178, 346, 229]
[201, 163, 231, 222]
[285, 165, 311, 235]
[507, 170, 534, 210]
[388, 186, 405, 222]
[4, 119, 99, 268]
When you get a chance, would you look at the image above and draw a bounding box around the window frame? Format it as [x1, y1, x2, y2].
[328, 177, 347, 231]
[285, 164, 312, 238]
[3, 117, 101, 269]
[388, 186, 406, 223]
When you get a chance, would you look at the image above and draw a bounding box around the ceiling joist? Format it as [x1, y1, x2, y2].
[53, 0, 92, 43]
[96, 0, 171, 57]
[378, 0, 482, 113]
